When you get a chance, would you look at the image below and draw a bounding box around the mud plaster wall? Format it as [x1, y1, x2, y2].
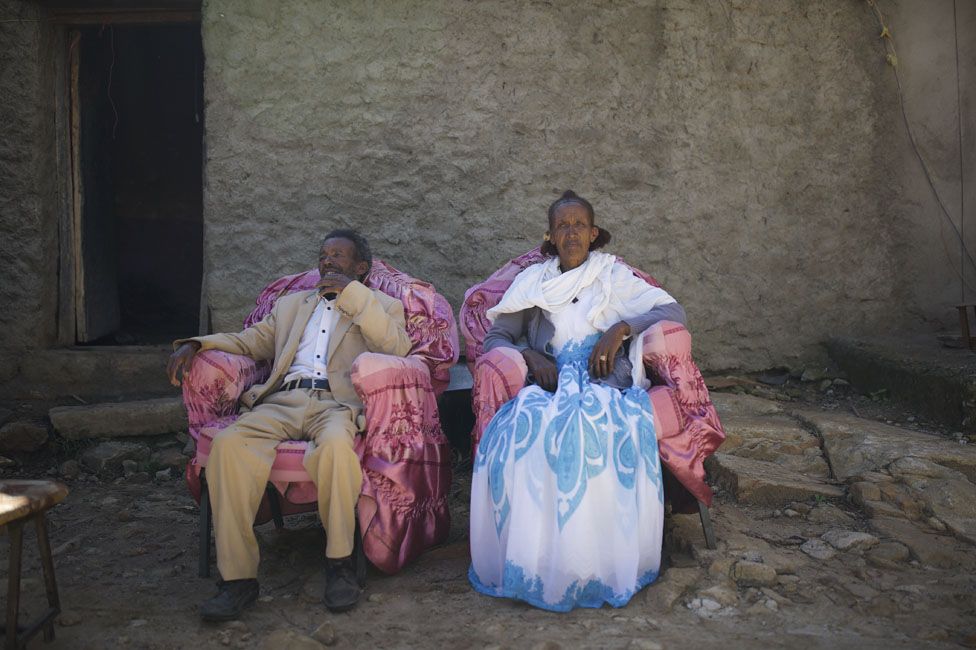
[885, 0, 976, 330]
[201, 0, 919, 371]
[0, 0, 58, 381]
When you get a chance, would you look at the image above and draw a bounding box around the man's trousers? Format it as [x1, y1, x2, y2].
[206, 387, 361, 581]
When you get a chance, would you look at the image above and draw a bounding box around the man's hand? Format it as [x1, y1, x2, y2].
[522, 349, 558, 392]
[316, 272, 353, 299]
[167, 341, 202, 387]
[588, 321, 631, 379]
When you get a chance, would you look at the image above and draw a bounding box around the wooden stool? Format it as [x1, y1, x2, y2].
[0, 480, 67, 650]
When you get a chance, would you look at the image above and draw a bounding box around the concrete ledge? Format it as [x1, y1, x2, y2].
[50, 397, 187, 440]
[826, 337, 976, 431]
[9, 346, 176, 401]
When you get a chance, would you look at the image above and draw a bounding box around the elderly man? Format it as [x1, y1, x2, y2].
[167, 229, 411, 620]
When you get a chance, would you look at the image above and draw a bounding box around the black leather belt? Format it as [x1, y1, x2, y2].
[280, 378, 331, 392]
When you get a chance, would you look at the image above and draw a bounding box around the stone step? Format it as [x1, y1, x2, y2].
[794, 409, 976, 483]
[826, 336, 976, 431]
[49, 397, 187, 440]
[705, 453, 845, 506]
[7, 346, 177, 401]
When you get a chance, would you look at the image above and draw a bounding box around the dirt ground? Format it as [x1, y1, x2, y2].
[2, 381, 976, 650]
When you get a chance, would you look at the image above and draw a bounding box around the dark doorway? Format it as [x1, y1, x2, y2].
[70, 22, 203, 344]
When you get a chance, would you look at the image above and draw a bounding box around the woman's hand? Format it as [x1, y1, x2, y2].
[522, 349, 558, 392]
[588, 321, 631, 379]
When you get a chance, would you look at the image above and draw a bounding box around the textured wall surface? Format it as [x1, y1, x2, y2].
[200, 0, 918, 370]
[0, 0, 58, 380]
[884, 0, 975, 327]
[0, 0, 969, 376]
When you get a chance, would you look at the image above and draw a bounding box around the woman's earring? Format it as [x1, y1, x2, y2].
[543, 233, 550, 241]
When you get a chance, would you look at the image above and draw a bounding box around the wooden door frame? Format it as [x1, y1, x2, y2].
[51, 4, 201, 344]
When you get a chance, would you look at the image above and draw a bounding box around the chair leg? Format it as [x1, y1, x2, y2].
[266, 484, 285, 530]
[34, 515, 60, 643]
[6, 521, 23, 650]
[354, 515, 366, 588]
[698, 500, 717, 550]
[199, 471, 212, 579]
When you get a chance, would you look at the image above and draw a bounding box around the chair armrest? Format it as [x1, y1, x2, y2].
[181, 349, 270, 439]
[350, 353, 445, 449]
[641, 321, 726, 506]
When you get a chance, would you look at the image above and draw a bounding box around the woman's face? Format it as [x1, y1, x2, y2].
[548, 203, 599, 271]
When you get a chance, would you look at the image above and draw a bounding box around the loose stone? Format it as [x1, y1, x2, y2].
[799, 539, 837, 561]
[821, 529, 879, 551]
[733, 561, 777, 587]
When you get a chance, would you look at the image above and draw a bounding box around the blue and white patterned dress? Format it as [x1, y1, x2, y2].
[469, 282, 664, 612]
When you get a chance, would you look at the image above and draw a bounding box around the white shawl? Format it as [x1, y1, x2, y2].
[486, 252, 675, 388]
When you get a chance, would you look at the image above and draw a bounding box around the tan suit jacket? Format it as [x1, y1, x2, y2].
[175, 281, 411, 420]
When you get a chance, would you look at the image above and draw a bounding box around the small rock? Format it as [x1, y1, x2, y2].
[848, 481, 881, 505]
[643, 567, 701, 611]
[819, 379, 833, 392]
[733, 561, 777, 587]
[773, 509, 782, 517]
[698, 597, 722, 612]
[761, 587, 789, 606]
[259, 630, 326, 650]
[783, 509, 800, 518]
[0, 421, 49, 452]
[122, 459, 139, 476]
[821, 529, 879, 551]
[155, 468, 172, 481]
[707, 558, 733, 579]
[744, 601, 775, 616]
[926, 517, 947, 532]
[0, 455, 15, 468]
[833, 378, 850, 387]
[840, 579, 878, 600]
[799, 539, 837, 561]
[80, 441, 150, 478]
[698, 584, 738, 606]
[129, 619, 148, 627]
[150, 446, 189, 471]
[311, 622, 336, 646]
[806, 505, 854, 525]
[800, 367, 827, 382]
[790, 503, 812, 515]
[739, 550, 763, 563]
[58, 612, 83, 627]
[628, 641, 663, 650]
[60, 459, 80, 480]
[866, 541, 910, 566]
[764, 598, 779, 611]
[366, 593, 384, 603]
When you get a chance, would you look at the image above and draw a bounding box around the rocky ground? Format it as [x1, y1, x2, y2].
[1, 377, 976, 650]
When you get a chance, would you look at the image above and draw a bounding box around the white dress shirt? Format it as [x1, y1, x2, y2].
[284, 296, 337, 383]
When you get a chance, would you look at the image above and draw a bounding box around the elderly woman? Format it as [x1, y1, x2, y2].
[468, 190, 687, 612]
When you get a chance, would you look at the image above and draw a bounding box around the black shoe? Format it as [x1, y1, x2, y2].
[200, 579, 259, 621]
[324, 557, 361, 612]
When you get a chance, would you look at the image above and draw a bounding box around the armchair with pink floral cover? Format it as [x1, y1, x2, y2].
[460, 248, 725, 537]
[182, 260, 458, 576]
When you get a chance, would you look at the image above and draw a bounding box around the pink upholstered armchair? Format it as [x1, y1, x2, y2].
[460, 248, 725, 538]
[182, 260, 459, 576]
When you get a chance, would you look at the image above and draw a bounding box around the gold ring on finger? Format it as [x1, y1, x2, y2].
[599, 355, 607, 361]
